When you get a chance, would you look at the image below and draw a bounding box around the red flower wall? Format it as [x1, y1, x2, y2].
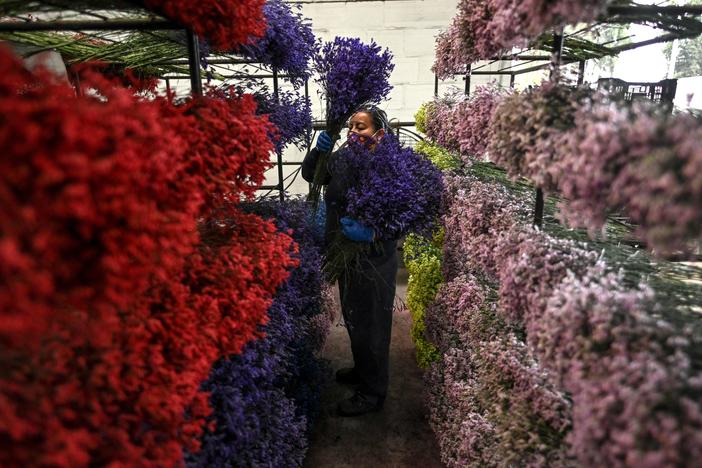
[0, 47, 296, 467]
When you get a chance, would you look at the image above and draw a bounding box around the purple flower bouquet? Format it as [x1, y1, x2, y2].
[308, 36, 395, 206]
[324, 135, 443, 281]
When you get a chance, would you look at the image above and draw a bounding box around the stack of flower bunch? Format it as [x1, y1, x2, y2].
[143, 0, 267, 51]
[425, 166, 702, 466]
[308, 37, 395, 205]
[403, 230, 444, 368]
[425, 174, 573, 466]
[488, 80, 592, 192]
[190, 198, 334, 468]
[423, 85, 507, 164]
[556, 99, 702, 257]
[460, 78, 702, 258]
[433, 0, 612, 72]
[323, 135, 444, 282]
[0, 46, 298, 466]
[238, 0, 318, 88]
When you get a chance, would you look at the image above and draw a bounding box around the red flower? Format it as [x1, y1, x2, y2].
[0, 46, 295, 467]
[142, 0, 267, 51]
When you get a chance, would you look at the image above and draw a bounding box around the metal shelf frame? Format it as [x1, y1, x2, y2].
[0, 5, 306, 201]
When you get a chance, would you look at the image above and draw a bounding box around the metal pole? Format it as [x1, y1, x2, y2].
[273, 67, 285, 202]
[534, 29, 565, 229]
[0, 19, 178, 31]
[434, 74, 439, 97]
[509, 73, 516, 88]
[549, 30, 565, 81]
[304, 78, 312, 148]
[577, 60, 586, 85]
[186, 32, 202, 96]
[165, 78, 171, 95]
[465, 64, 472, 96]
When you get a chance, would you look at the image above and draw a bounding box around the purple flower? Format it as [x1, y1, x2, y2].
[313, 37, 394, 130]
[239, 0, 319, 88]
[338, 135, 443, 240]
[254, 89, 312, 152]
[191, 199, 332, 466]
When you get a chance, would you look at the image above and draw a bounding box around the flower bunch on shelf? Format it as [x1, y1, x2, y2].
[143, 0, 267, 51]
[495, 226, 599, 325]
[426, 160, 702, 466]
[491, 0, 611, 50]
[489, 80, 592, 191]
[414, 101, 433, 134]
[558, 100, 702, 256]
[165, 86, 277, 208]
[253, 88, 312, 152]
[415, 140, 462, 171]
[309, 37, 394, 205]
[0, 47, 296, 466]
[433, 0, 499, 77]
[423, 91, 464, 154]
[323, 135, 443, 281]
[239, 0, 319, 87]
[403, 231, 445, 368]
[456, 85, 507, 162]
[441, 174, 530, 279]
[422, 85, 507, 164]
[191, 198, 333, 467]
[434, 0, 612, 68]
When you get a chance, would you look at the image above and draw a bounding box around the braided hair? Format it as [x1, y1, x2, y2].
[352, 103, 391, 133]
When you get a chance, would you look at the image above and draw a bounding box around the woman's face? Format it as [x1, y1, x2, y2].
[347, 112, 377, 138]
[347, 112, 386, 148]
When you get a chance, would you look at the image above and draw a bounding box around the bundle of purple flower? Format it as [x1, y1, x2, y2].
[309, 37, 394, 205]
[324, 135, 443, 279]
[239, 0, 318, 88]
[343, 135, 443, 240]
[313, 37, 394, 128]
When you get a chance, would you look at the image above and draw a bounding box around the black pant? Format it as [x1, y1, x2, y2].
[338, 247, 398, 399]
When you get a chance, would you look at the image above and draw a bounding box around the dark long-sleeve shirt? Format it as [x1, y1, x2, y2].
[301, 147, 396, 258]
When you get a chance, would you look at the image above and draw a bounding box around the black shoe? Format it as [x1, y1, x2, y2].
[337, 391, 384, 417]
[335, 367, 361, 385]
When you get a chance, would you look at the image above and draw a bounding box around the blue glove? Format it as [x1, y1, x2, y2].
[316, 131, 334, 153]
[340, 217, 375, 242]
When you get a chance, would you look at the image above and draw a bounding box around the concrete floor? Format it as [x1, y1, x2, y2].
[304, 264, 444, 468]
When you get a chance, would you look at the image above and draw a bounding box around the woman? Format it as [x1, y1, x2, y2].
[302, 105, 398, 417]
